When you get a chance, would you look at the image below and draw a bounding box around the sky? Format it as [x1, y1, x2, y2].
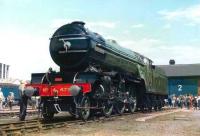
[1, 0, 200, 80]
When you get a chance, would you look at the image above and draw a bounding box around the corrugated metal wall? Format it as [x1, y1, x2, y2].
[0, 85, 20, 100]
[198, 81, 200, 96]
[168, 77, 199, 96]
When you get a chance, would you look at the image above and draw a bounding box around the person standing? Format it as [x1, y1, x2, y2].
[0, 88, 5, 110]
[19, 81, 29, 121]
[186, 95, 190, 110]
[168, 96, 172, 108]
[172, 95, 176, 108]
[180, 95, 184, 109]
[192, 96, 198, 110]
[7, 92, 14, 110]
[189, 95, 193, 109]
[197, 96, 200, 110]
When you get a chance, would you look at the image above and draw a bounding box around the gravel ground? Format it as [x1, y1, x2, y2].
[29, 109, 200, 136]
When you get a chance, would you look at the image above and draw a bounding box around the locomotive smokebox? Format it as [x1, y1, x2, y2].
[49, 21, 91, 71]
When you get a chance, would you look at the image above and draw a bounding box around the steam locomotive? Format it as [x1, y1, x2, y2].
[19, 21, 167, 121]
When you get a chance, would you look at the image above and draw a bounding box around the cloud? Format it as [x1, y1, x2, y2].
[131, 24, 144, 28]
[118, 38, 200, 65]
[158, 4, 200, 24]
[118, 38, 162, 61]
[119, 38, 160, 48]
[163, 24, 171, 29]
[0, 27, 58, 80]
[156, 45, 200, 64]
[184, 23, 196, 27]
[87, 22, 117, 29]
[119, 38, 161, 49]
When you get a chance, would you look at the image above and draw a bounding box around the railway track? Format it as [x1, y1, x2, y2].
[0, 111, 38, 118]
[0, 107, 176, 136]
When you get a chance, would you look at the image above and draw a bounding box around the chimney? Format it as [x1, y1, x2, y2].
[169, 59, 175, 65]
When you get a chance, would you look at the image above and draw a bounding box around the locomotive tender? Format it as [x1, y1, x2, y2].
[20, 21, 167, 121]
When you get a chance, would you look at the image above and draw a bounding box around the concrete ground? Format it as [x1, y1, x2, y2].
[30, 109, 200, 136]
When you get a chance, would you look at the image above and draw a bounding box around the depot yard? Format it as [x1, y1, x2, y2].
[0, 106, 37, 124]
[26, 109, 200, 136]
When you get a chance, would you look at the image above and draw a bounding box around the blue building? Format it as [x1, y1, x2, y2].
[159, 64, 200, 96]
[0, 83, 20, 101]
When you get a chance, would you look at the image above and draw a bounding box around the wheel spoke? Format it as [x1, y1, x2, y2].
[102, 100, 113, 117]
[116, 100, 125, 115]
[128, 94, 137, 113]
[79, 96, 90, 121]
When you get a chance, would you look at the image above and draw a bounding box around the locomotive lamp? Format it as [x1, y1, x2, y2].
[53, 89, 58, 98]
[24, 86, 37, 97]
[69, 85, 81, 96]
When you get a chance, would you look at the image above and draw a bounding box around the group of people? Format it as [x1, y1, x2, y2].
[0, 88, 15, 111]
[167, 94, 200, 110]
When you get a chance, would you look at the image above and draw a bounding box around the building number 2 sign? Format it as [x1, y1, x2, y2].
[178, 85, 182, 91]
